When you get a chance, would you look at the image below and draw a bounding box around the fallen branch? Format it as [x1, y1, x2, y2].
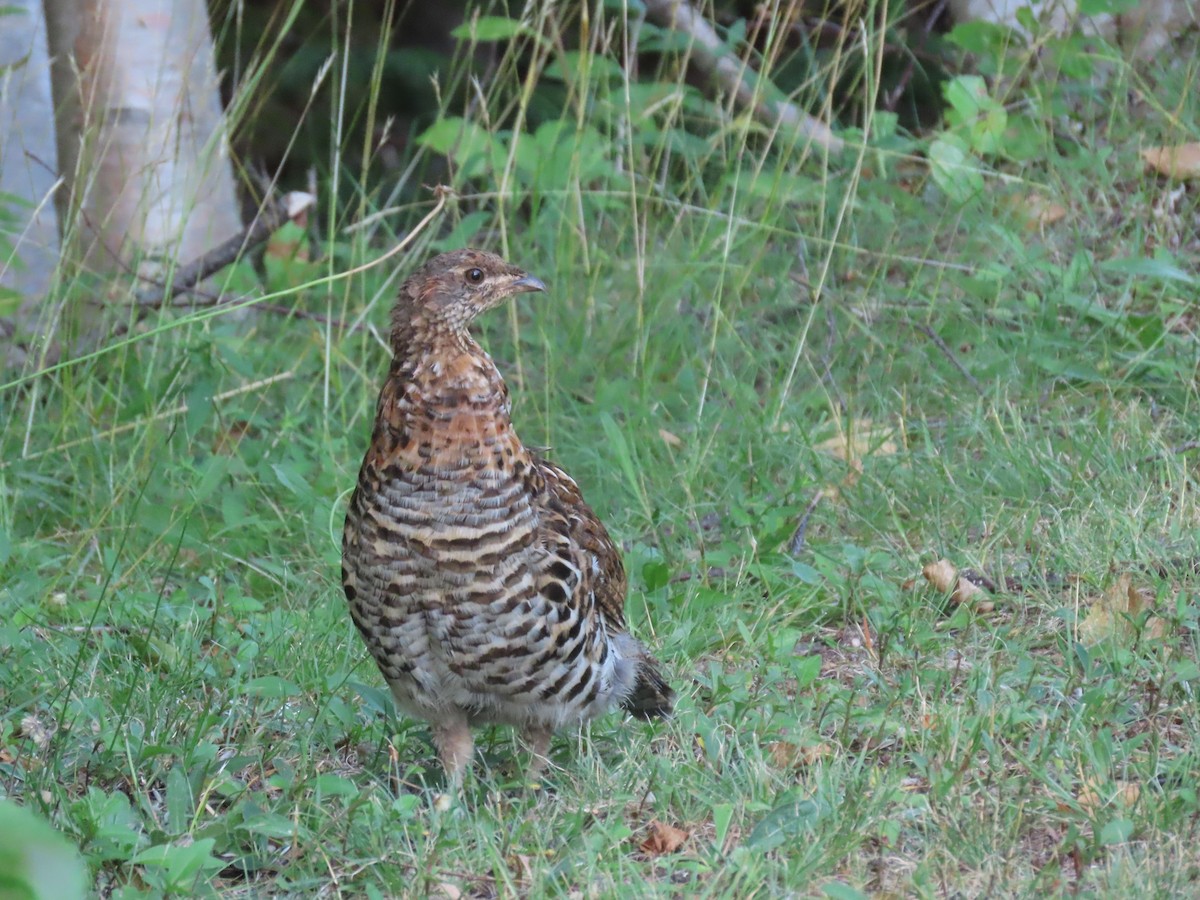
[1140, 439, 1200, 462]
[912, 322, 984, 396]
[787, 491, 824, 556]
[134, 191, 317, 307]
[642, 0, 843, 154]
[2, 186, 455, 395]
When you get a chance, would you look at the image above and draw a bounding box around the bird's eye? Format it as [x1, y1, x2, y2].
[466, 268, 484, 284]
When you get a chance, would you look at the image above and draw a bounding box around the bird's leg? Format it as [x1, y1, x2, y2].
[521, 724, 554, 781]
[431, 716, 474, 794]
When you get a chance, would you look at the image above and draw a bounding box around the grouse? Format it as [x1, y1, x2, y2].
[341, 248, 673, 788]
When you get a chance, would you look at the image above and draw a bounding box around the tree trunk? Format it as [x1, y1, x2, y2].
[44, 0, 242, 345]
[0, 0, 62, 363]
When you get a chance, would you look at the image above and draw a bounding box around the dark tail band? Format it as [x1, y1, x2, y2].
[621, 657, 675, 720]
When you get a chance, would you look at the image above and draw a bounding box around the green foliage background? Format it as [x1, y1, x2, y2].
[2, 0, 1199, 894]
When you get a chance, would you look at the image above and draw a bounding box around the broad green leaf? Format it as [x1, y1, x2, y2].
[0, 801, 87, 900]
[598, 413, 642, 508]
[792, 654, 822, 688]
[132, 838, 222, 888]
[416, 117, 506, 180]
[243, 676, 302, 699]
[240, 812, 300, 839]
[349, 680, 394, 715]
[271, 461, 314, 500]
[164, 767, 193, 835]
[747, 794, 822, 850]
[928, 135, 985, 202]
[1078, 0, 1138, 14]
[1099, 818, 1134, 845]
[642, 561, 670, 591]
[192, 456, 231, 504]
[430, 210, 492, 253]
[543, 50, 626, 84]
[943, 76, 1007, 155]
[1100, 255, 1196, 285]
[184, 377, 216, 434]
[945, 20, 1020, 56]
[313, 774, 359, 798]
[450, 16, 527, 42]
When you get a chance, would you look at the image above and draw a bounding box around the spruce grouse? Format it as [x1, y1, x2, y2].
[341, 249, 673, 787]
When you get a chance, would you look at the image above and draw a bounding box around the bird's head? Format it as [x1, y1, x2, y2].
[391, 249, 546, 344]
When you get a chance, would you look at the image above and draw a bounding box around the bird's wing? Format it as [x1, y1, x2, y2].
[530, 456, 675, 718]
[530, 456, 628, 633]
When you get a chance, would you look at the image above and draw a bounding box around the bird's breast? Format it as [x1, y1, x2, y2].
[359, 370, 539, 561]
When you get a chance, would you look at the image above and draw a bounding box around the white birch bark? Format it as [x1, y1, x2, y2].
[0, 0, 62, 346]
[46, 0, 241, 308]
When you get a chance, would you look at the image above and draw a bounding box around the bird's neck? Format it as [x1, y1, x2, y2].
[368, 327, 528, 478]
[384, 328, 512, 424]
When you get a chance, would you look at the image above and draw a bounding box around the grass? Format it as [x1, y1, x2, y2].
[3, 5, 1200, 896]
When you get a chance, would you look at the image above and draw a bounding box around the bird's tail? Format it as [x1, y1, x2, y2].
[621, 655, 675, 720]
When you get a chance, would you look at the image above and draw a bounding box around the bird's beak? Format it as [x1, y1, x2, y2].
[511, 273, 547, 294]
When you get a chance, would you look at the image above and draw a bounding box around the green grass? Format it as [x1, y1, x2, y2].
[3, 8, 1200, 897]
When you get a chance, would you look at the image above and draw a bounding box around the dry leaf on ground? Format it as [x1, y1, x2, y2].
[922, 559, 994, 612]
[658, 428, 682, 448]
[508, 853, 535, 882]
[1076, 777, 1141, 813]
[1077, 573, 1168, 646]
[815, 420, 898, 499]
[767, 740, 832, 769]
[1018, 193, 1068, 229]
[1142, 143, 1200, 179]
[815, 420, 899, 462]
[639, 819, 689, 856]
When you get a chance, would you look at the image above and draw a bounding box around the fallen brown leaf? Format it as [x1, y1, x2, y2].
[922, 559, 994, 612]
[1019, 192, 1068, 229]
[815, 420, 899, 462]
[508, 853, 535, 882]
[639, 819, 689, 856]
[212, 419, 254, 454]
[1077, 573, 1167, 646]
[1142, 143, 1200, 179]
[1077, 777, 1141, 813]
[767, 740, 832, 769]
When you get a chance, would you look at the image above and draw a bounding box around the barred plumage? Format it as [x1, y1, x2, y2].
[341, 249, 673, 788]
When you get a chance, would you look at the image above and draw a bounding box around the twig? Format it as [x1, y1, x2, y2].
[134, 192, 316, 307]
[819, 302, 843, 408]
[4, 371, 294, 466]
[336, 184, 457, 279]
[912, 322, 984, 395]
[787, 492, 824, 556]
[641, 0, 843, 153]
[883, 0, 949, 111]
[1140, 439, 1200, 462]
